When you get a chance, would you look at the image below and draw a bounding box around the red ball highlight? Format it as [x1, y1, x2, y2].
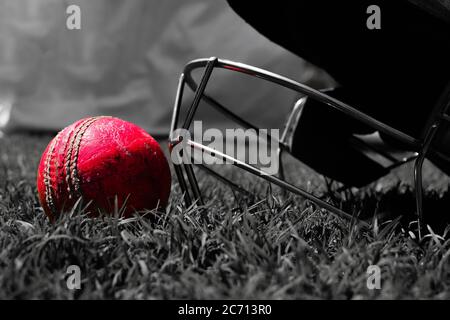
[37, 116, 171, 220]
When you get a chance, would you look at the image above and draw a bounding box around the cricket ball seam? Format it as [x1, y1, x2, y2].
[65, 116, 106, 200]
[43, 130, 62, 218]
[64, 118, 91, 197]
[44, 116, 105, 218]
[64, 120, 82, 197]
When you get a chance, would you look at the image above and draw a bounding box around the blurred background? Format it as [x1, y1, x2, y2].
[0, 0, 333, 136]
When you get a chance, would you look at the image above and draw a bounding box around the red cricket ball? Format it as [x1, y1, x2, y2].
[37, 116, 171, 220]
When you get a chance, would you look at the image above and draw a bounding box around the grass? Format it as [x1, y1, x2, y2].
[1, 133, 450, 299]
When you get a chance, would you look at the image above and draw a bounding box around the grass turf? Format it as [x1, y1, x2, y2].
[1, 133, 450, 299]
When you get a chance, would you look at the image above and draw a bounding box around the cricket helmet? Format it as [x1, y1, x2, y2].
[168, 57, 450, 232]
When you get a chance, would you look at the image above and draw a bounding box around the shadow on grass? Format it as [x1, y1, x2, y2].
[330, 184, 450, 234]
